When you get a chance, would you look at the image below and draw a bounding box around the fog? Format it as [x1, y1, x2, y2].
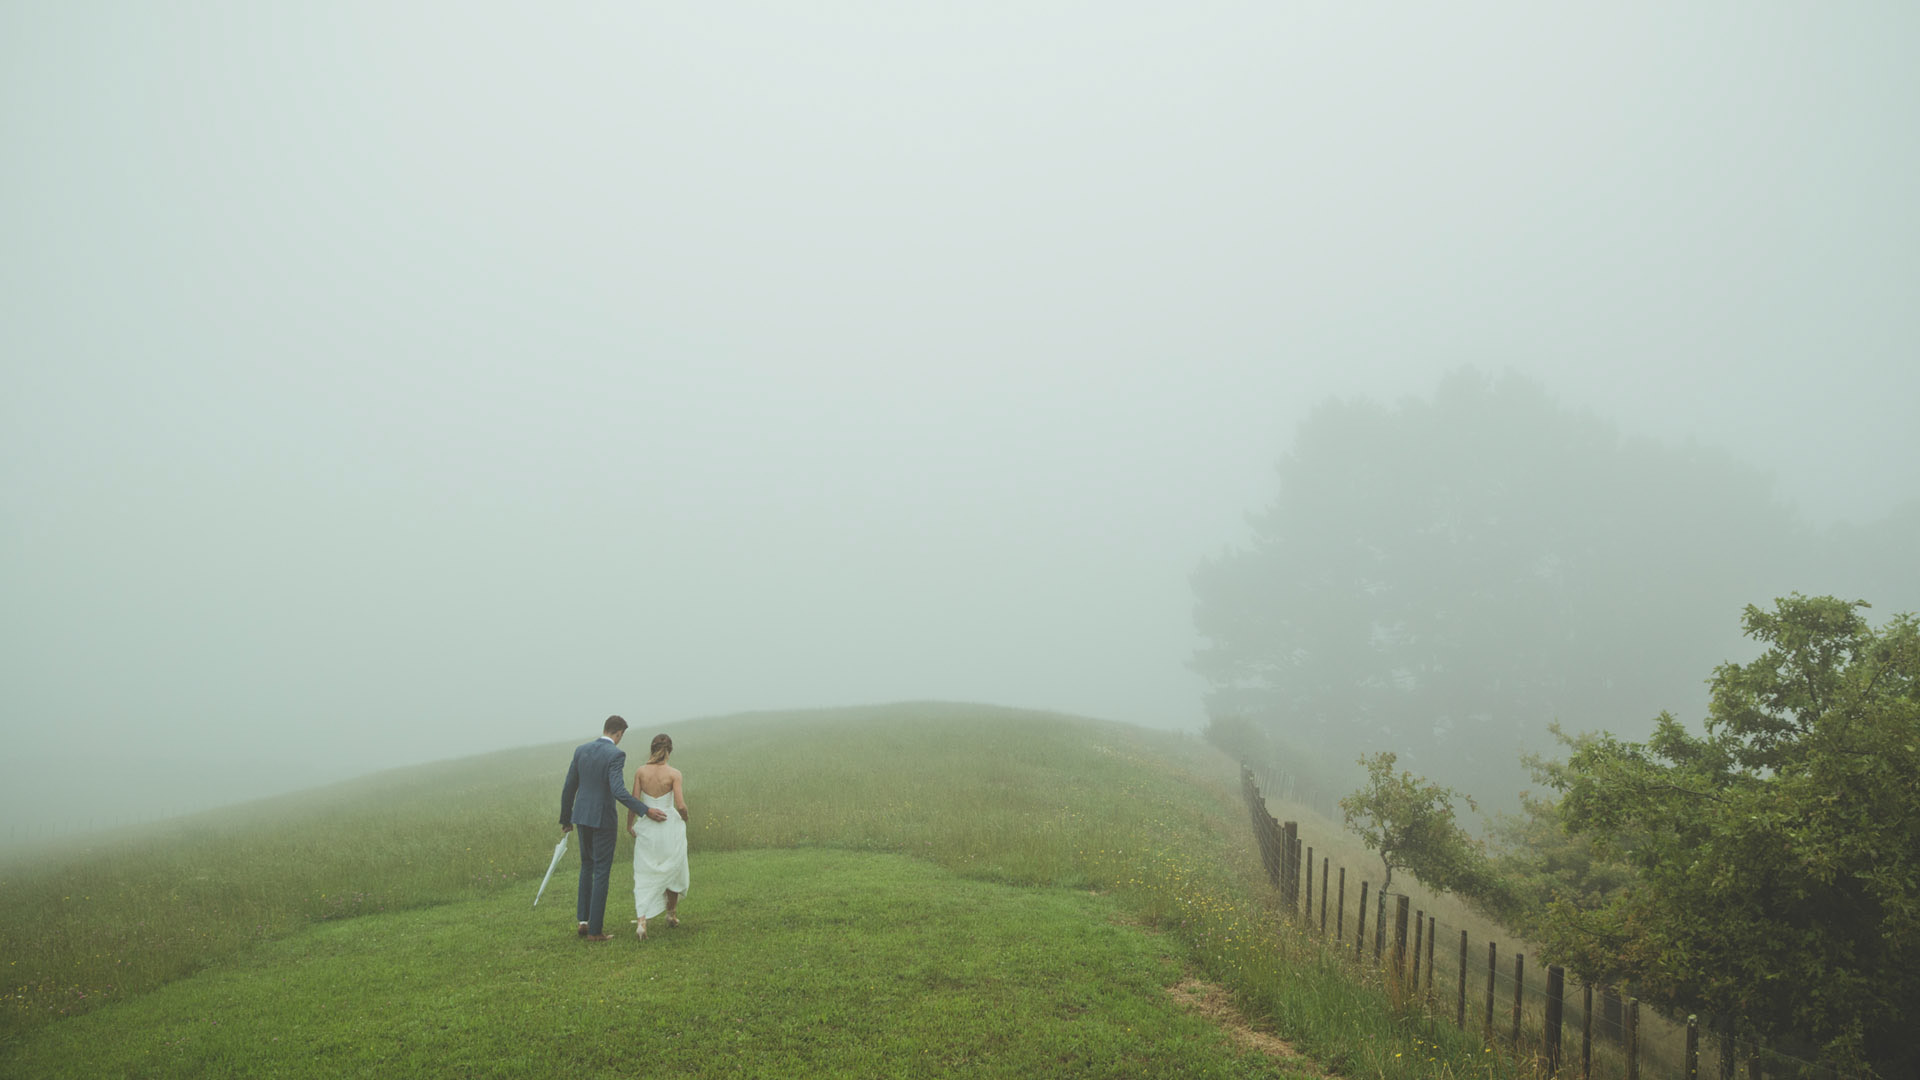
[4, 4, 1917, 835]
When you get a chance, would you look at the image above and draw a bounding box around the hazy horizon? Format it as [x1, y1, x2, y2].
[6, 4, 1917, 837]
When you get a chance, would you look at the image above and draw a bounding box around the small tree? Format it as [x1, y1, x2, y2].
[1340, 752, 1486, 894]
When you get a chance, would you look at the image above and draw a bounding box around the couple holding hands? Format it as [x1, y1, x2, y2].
[558, 715, 689, 941]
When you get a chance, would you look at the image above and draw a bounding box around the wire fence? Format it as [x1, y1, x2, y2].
[1243, 760, 1342, 821]
[1240, 766, 1850, 1080]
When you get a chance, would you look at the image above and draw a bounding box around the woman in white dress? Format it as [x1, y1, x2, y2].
[626, 733, 688, 940]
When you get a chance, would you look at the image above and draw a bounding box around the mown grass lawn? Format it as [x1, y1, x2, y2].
[5, 849, 1306, 1079]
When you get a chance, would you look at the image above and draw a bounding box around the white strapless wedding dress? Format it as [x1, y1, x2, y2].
[632, 790, 688, 920]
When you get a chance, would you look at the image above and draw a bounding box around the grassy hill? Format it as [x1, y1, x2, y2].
[1, 703, 1513, 1078]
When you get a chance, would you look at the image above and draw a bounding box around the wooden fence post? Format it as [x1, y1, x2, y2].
[1582, 982, 1593, 1080]
[1291, 834, 1303, 914]
[1626, 997, 1640, 1080]
[1485, 941, 1497, 1043]
[1268, 811, 1284, 887]
[1685, 1014, 1699, 1080]
[1355, 881, 1369, 961]
[1456, 930, 1469, 1030]
[1320, 858, 1329, 933]
[1393, 896, 1411, 989]
[1719, 1015, 1735, 1080]
[1374, 890, 1387, 962]
[1304, 846, 1314, 923]
[1511, 953, 1525, 1048]
[1281, 821, 1299, 908]
[1275, 816, 1287, 893]
[1261, 807, 1277, 884]
[1335, 868, 1345, 940]
[1545, 965, 1564, 1077]
[1426, 915, 1436, 1003]
[1411, 908, 1424, 994]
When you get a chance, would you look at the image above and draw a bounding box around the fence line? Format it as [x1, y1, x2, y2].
[1247, 762, 1341, 821]
[1238, 766, 1846, 1080]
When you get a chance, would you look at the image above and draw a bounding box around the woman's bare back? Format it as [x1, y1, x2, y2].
[634, 763, 684, 810]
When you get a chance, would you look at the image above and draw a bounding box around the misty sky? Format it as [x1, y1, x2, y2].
[5, 4, 1917, 832]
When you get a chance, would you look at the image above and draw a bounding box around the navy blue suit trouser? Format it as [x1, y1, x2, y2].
[574, 823, 618, 934]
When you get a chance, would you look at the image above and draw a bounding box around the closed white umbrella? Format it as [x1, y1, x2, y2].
[532, 832, 569, 907]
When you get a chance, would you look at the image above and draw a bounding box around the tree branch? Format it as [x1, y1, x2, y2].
[1633, 778, 1726, 805]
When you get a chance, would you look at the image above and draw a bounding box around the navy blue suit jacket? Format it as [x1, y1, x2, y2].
[560, 737, 652, 830]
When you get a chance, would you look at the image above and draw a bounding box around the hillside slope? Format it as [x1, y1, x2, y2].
[3, 703, 1507, 1079]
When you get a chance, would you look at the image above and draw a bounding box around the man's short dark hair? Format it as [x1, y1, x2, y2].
[603, 715, 628, 735]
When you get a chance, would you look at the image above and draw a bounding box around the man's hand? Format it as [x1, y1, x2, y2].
[561, 824, 573, 834]
[646, 807, 669, 822]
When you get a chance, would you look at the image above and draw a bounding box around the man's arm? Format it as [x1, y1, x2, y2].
[627, 770, 641, 834]
[559, 753, 581, 831]
[605, 751, 667, 821]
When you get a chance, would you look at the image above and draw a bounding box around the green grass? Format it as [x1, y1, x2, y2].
[5, 850, 1304, 1079]
[2, 702, 1533, 1078]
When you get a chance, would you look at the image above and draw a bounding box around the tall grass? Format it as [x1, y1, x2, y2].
[1, 745, 555, 1035]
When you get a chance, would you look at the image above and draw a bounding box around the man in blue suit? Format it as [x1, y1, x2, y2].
[560, 715, 665, 940]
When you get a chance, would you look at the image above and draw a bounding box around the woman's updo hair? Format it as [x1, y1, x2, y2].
[646, 733, 673, 765]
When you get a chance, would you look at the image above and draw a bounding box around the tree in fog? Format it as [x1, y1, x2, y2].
[1191, 369, 1805, 799]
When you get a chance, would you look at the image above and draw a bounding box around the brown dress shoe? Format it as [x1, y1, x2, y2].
[577, 924, 589, 937]
[583, 933, 613, 942]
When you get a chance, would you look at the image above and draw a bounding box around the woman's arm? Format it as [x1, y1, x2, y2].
[627, 772, 641, 834]
[673, 771, 688, 822]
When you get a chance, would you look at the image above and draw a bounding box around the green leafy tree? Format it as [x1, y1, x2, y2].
[1339, 752, 1495, 898]
[1546, 595, 1920, 1077]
